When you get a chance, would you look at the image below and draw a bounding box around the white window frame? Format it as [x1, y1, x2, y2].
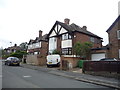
[49, 37, 57, 53]
[117, 30, 120, 39]
[119, 49, 120, 58]
[28, 44, 33, 49]
[34, 52, 38, 55]
[62, 33, 72, 40]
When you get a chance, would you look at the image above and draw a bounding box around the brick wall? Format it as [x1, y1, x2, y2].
[107, 20, 120, 59]
[60, 55, 80, 68]
[57, 36, 61, 53]
[26, 54, 47, 65]
[26, 41, 48, 66]
[73, 32, 102, 48]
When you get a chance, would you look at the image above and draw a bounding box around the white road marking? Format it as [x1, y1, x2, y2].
[0, 75, 2, 77]
[23, 75, 32, 78]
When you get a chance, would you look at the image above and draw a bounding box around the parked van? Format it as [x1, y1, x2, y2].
[46, 54, 60, 67]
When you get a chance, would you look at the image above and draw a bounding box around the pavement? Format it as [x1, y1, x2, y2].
[21, 63, 120, 89]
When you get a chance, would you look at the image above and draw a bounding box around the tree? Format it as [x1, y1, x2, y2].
[19, 42, 28, 51]
[9, 50, 27, 59]
[74, 42, 93, 59]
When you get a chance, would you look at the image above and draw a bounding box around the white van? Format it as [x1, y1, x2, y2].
[46, 54, 60, 67]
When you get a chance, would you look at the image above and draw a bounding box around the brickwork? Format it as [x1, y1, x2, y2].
[107, 19, 120, 59]
[74, 32, 102, 48]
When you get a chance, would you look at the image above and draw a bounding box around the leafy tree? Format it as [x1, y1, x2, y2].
[74, 42, 93, 59]
[9, 50, 28, 59]
[19, 42, 28, 51]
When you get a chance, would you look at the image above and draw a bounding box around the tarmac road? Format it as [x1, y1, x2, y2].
[2, 64, 114, 89]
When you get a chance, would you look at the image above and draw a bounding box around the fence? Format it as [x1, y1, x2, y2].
[83, 61, 120, 73]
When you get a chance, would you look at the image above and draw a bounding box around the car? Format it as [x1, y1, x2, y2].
[99, 58, 117, 61]
[5, 57, 20, 66]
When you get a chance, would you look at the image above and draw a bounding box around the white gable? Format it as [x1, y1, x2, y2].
[59, 27, 67, 34]
[58, 25, 61, 31]
[54, 25, 57, 32]
[49, 30, 56, 37]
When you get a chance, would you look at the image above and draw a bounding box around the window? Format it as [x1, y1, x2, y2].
[62, 33, 72, 40]
[117, 30, 120, 39]
[34, 52, 40, 55]
[119, 49, 120, 58]
[36, 42, 39, 47]
[28, 44, 33, 49]
[62, 48, 72, 55]
[90, 37, 95, 42]
[49, 37, 57, 53]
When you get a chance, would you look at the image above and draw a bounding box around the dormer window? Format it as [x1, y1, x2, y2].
[62, 33, 72, 40]
[117, 30, 120, 39]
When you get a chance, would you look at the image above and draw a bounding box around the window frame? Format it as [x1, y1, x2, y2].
[90, 37, 95, 43]
[117, 30, 120, 39]
[118, 49, 120, 58]
[62, 48, 72, 55]
[62, 33, 72, 40]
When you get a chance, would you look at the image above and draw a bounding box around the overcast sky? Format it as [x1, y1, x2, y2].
[0, 0, 119, 49]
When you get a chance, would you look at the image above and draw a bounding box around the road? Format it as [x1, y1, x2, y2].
[2, 64, 114, 89]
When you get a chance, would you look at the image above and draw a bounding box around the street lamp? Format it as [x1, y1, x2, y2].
[10, 42, 12, 47]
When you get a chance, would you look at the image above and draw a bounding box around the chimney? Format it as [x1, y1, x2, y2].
[39, 30, 42, 38]
[82, 26, 87, 30]
[14, 44, 17, 47]
[64, 18, 70, 25]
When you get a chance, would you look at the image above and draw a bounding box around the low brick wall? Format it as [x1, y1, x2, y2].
[61, 56, 80, 68]
[26, 55, 46, 66]
[85, 71, 120, 79]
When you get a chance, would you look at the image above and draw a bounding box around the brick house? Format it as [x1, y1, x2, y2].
[106, 15, 120, 60]
[4, 44, 21, 55]
[47, 18, 103, 67]
[27, 30, 48, 65]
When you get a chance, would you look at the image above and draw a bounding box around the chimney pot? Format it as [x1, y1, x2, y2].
[39, 30, 42, 38]
[64, 18, 70, 25]
[82, 26, 87, 30]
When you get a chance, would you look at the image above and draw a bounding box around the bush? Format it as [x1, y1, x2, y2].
[9, 51, 27, 59]
[52, 49, 60, 54]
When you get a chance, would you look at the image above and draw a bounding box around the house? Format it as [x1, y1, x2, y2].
[4, 44, 21, 54]
[106, 15, 120, 60]
[26, 30, 48, 65]
[47, 18, 103, 67]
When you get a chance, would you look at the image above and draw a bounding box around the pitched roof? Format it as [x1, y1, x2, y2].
[4, 46, 21, 50]
[38, 34, 48, 41]
[56, 21, 102, 39]
[106, 15, 120, 32]
[28, 34, 48, 45]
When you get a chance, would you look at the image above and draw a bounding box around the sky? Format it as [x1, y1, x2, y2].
[0, 0, 119, 49]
